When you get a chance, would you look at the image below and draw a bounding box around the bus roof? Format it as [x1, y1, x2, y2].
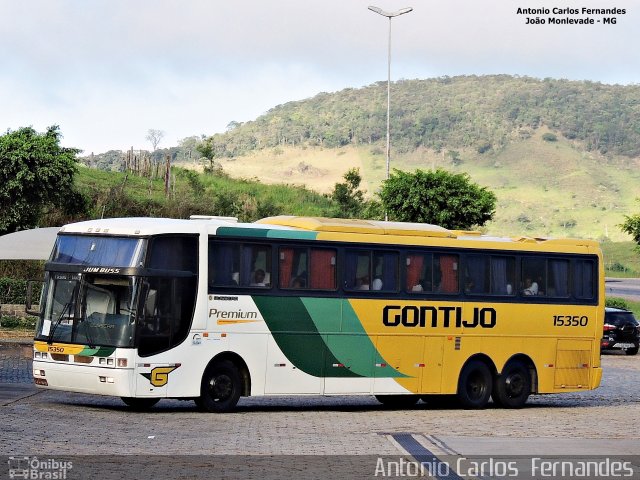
[57, 215, 600, 253]
[256, 216, 600, 249]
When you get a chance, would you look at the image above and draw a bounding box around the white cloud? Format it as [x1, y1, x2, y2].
[1, 0, 638, 152]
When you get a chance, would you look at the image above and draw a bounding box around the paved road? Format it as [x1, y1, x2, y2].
[1, 343, 639, 479]
[606, 277, 640, 302]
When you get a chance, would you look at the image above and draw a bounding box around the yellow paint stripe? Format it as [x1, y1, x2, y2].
[216, 319, 261, 325]
[34, 341, 85, 355]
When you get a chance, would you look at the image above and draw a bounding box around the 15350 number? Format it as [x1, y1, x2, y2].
[553, 315, 588, 326]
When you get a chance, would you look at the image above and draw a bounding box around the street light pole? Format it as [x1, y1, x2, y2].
[368, 6, 413, 221]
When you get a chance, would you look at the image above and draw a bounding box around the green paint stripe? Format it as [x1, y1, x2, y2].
[301, 298, 371, 376]
[216, 227, 270, 238]
[306, 298, 406, 378]
[266, 230, 318, 240]
[78, 346, 115, 357]
[253, 296, 360, 378]
[254, 296, 409, 379]
[216, 226, 317, 240]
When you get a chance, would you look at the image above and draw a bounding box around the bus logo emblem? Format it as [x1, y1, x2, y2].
[141, 365, 180, 387]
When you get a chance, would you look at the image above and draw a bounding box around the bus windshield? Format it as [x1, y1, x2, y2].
[35, 273, 139, 348]
[51, 235, 145, 267]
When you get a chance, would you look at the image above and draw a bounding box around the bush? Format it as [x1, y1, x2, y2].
[606, 262, 628, 272]
[542, 133, 558, 142]
[476, 142, 492, 154]
[0, 315, 37, 329]
[0, 260, 45, 279]
[0, 278, 28, 304]
[606, 297, 629, 310]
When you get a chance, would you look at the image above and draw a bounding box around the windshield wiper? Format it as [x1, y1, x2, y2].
[78, 276, 96, 349]
[48, 300, 73, 344]
[48, 282, 79, 344]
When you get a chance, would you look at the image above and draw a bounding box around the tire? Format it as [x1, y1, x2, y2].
[625, 346, 639, 356]
[198, 360, 242, 413]
[457, 360, 492, 409]
[375, 395, 419, 408]
[121, 397, 160, 410]
[492, 361, 531, 409]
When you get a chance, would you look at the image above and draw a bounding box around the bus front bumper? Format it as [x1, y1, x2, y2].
[32, 360, 136, 397]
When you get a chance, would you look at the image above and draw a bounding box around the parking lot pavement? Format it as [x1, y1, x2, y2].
[0, 343, 32, 384]
[0, 345, 639, 460]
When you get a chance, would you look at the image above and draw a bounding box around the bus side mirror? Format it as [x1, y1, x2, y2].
[25, 280, 41, 317]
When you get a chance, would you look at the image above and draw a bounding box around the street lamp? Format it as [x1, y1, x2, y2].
[368, 5, 413, 220]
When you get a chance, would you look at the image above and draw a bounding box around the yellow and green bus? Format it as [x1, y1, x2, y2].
[32, 215, 603, 411]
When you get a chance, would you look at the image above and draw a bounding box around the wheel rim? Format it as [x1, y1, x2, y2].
[504, 372, 525, 398]
[208, 374, 233, 402]
[467, 370, 488, 401]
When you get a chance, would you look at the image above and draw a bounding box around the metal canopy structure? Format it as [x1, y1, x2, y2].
[0, 227, 59, 260]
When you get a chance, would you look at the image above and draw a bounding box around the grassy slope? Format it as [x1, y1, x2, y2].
[601, 241, 640, 277]
[206, 128, 640, 242]
[75, 163, 334, 220]
[74, 155, 640, 279]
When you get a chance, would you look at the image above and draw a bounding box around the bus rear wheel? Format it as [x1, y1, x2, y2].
[375, 395, 419, 408]
[457, 360, 492, 409]
[198, 360, 241, 413]
[121, 397, 160, 410]
[492, 361, 531, 408]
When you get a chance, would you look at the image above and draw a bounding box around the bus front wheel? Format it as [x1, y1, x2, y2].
[492, 361, 531, 408]
[457, 360, 492, 409]
[198, 360, 241, 413]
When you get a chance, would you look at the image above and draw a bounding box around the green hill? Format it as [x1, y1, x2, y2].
[205, 75, 640, 159]
[193, 75, 640, 242]
[80, 75, 640, 242]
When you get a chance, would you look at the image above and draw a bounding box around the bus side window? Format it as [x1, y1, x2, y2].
[373, 251, 398, 292]
[280, 247, 305, 288]
[522, 258, 545, 296]
[208, 242, 240, 288]
[208, 241, 271, 289]
[574, 259, 595, 299]
[345, 250, 370, 290]
[308, 248, 336, 290]
[490, 256, 516, 295]
[435, 254, 459, 293]
[245, 245, 271, 288]
[548, 259, 569, 297]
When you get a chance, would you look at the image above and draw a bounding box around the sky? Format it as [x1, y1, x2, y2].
[1, 0, 639, 154]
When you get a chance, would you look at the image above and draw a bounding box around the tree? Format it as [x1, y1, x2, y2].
[146, 129, 165, 151]
[0, 126, 86, 235]
[330, 168, 366, 218]
[196, 137, 223, 175]
[378, 169, 497, 229]
[621, 203, 640, 248]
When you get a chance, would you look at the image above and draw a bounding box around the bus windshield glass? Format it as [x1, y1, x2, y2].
[51, 235, 144, 267]
[35, 273, 139, 348]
